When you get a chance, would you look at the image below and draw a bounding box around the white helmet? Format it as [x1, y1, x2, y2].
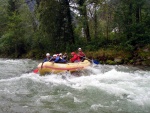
[78, 48, 81, 50]
[53, 54, 57, 57]
[46, 53, 50, 56]
[59, 53, 62, 56]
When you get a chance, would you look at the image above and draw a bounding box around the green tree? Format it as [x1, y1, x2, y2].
[0, 0, 35, 57]
[77, 0, 91, 42]
[37, 0, 75, 52]
[114, 0, 150, 47]
[0, 0, 8, 38]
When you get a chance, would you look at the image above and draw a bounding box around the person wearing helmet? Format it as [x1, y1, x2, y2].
[59, 53, 67, 63]
[52, 53, 67, 63]
[52, 54, 60, 63]
[63, 52, 68, 60]
[78, 48, 86, 61]
[59, 53, 63, 59]
[70, 52, 80, 63]
[43, 53, 51, 62]
[49, 54, 57, 62]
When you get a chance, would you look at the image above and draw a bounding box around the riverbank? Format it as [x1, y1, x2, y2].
[0, 45, 150, 66]
[86, 45, 150, 66]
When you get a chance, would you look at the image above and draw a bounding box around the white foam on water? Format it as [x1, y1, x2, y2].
[1, 60, 150, 108]
[0, 58, 31, 64]
[0, 73, 40, 83]
[91, 104, 109, 111]
[74, 97, 82, 103]
[1, 59, 150, 113]
[30, 67, 149, 107]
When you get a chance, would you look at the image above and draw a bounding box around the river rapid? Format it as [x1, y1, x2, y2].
[0, 58, 150, 113]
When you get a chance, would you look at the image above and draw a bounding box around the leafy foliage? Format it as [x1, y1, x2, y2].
[0, 0, 149, 58]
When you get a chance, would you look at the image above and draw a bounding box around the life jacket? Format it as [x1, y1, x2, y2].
[54, 56, 67, 63]
[70, 54, 80, 63]
[78, 51, 85, 57]
[43, 56, 52, 62]
[54, 56, 60, 63]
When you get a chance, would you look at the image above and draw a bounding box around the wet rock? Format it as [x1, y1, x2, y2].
[106, 60, 116, 65]
[135, 61, 141, 65]
[143, 48, 149, 52]
[141, 60, 150, 66]
[136, 59, 142, 62]
[129, 60, 134, 64]
[141, 61, 147, 66]
[114, 58, 123, 64]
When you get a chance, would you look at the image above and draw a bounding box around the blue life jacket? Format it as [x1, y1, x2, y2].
[54, 56, 67, 63]
[59, 59, 67, 63]
[54, 56, 60, 63]
[43, 56, 52, 62]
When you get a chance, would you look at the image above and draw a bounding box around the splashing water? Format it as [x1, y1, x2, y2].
[0, 58, 150, 113]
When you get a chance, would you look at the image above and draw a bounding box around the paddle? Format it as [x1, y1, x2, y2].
[92, 59, 99, 64]
[84, 57, 99, 64]
[33, 58, 51, 74]
[33, 61, 45, 73]
[33, 68, 38, 73]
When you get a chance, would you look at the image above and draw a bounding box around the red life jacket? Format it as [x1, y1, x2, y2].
[78, 51, 85, 57]
[70, 54, 80, 62]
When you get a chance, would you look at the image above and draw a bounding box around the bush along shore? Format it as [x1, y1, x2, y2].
[0, 45, 149, 66]
[86, 45, 150, 66]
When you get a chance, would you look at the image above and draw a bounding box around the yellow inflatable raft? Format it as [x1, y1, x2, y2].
[37, 60, 91, 75]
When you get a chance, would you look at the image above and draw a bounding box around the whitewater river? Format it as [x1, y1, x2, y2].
[0, 58, 150, 113]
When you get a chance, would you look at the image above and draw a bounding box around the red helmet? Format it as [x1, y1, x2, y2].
[71, 52, 75, 55]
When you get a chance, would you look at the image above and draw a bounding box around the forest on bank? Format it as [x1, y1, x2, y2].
[0, 0, 150, 65]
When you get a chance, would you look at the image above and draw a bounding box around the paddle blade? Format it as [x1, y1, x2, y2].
[93, 60, 99, 64]
[33, 68, 38, 73]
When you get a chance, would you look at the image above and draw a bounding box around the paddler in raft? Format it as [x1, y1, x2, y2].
[70, 52, 80, 63]
[62, 52, 68, 60]
[77, 48, 86, 62]
[50, 53, 67, 63]
[43, 53, 52, 62]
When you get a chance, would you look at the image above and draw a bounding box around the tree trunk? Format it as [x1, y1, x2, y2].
[127, 3, 133, 39]
[78, 0, 91, 42]
[64, 0, 75, 44]
[94, 4, 98, 39]
[136, 5, 140, 23]
[84, 10, 91, 42]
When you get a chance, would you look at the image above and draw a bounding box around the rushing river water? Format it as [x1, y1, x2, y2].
[0, 58, 150, 113]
